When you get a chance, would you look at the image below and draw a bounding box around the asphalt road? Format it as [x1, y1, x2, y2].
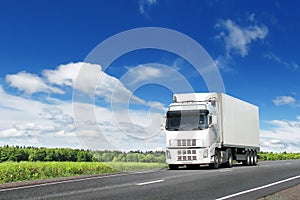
[1, 160, 300, 200]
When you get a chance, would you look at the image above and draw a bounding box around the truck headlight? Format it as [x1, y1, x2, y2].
[166, 150, 171, 159]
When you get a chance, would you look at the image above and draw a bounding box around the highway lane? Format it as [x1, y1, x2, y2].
[1, 160, 300, 200]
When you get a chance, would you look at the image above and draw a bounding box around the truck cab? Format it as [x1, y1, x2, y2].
[165, 93, 259, 170]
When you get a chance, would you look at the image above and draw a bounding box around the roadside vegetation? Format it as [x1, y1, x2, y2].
[1, 146, 299, 184]
[0, 146, 166, 184]
[258, 152, 300, 160]
[0, 162, 117, 184]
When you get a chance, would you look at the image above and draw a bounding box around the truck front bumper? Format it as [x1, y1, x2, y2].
[166, 148, 212, 165]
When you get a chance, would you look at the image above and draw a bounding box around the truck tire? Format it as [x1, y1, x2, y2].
[226, 149, 233, 168]
[250, 152, 254, 166]
[253, 152, 258, 165]
[169, 164, 178, 170]
[210, 149, 220, 169]
[243, 151, 251, 166]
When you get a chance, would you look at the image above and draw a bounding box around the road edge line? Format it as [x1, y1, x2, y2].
[216, 174, 300, 200]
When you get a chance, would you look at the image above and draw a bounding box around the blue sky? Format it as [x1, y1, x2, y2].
[0, 0, 300, 152]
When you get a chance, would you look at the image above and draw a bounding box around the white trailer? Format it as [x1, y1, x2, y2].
[165, 93, 260, 169]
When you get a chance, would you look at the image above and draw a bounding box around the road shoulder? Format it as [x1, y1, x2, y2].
[259, 184, 300, 200]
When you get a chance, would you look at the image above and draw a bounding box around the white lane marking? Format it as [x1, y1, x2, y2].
[216, 174, 300, 200]
[0, 169, 162, 192]
[136, 179, 165, 186]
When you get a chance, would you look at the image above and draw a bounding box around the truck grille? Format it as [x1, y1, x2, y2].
[177, 149, 197, 161]
[177, 139, 196, 147]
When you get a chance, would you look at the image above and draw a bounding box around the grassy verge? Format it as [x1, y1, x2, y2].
[0, 162, 167, 184]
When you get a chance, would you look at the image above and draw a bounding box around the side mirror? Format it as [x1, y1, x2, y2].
[209, 115, 217, 127]
[209, 115, 213, 126]
[211, 100, 216, 107]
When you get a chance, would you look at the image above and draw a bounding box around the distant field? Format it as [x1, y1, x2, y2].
[0, 162, 167, 184]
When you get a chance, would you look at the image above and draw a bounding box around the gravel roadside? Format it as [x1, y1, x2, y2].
[259, 184, 300, 200]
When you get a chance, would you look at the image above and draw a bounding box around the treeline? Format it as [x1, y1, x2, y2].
[0, 145, 94, 162]
[4, 145, 299, 163]
[93, 150, 166, 163]
[0, 146, 166, 163]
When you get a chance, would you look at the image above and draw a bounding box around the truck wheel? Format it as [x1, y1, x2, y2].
[169, 164, 178, 170]
[253, 152, 258, 165]
[243, 152, 251, 166]
[210, 149, 220, 169]
[250, 152, 254, 166]
[226, 149, 233, 168]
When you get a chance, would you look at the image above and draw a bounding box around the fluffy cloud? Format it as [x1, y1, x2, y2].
[5, 71, 64, 94]
[216, 19, 268, 57]
[273, 96, 296, 106]
[44, 62, 146, 105]
[72, 100, 165, 151]
[126, 65, 162, 84]
[43, 62, 83, 86]
[5, 62, 147, 106]
[1, 65, 166, 151]
[261, 118, 300, 152]
[0, 84, 81, 147]
[1, 62, 169, 150]
[120, 63, 194, 96]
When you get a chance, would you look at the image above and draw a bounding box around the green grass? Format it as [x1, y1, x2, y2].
[258, 152, 300, 161]
[0, 162, 167, 184]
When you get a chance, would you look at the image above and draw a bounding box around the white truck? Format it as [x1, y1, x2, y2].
[165, 93, 260, 169]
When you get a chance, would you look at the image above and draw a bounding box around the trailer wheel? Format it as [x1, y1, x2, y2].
[253, 152, 258, 165]
[226, 149, 233, 168]
[250, 152, 255, 166]
[169, 164, 178, 170]
[243, 151, 251, 166]
[210, 149, 220, 169]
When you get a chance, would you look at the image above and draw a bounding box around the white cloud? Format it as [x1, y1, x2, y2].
[0, 128, 25, 138]
[138, 0, 157, 17]
[264, 53, 299, 70]
[1, 61, 180, 150]
[43, 62, 146, 105]
[43, 62, 83, 86]
[5, 71, 64, 95]
[125, 65, 163, 86]
[5, 62, 147, 106]
[73, 101, 165, 151]
[130, 65, 162, 81]
[273, 96, 296, 106]
[261, 118, 300, 152]
[0, 85, 81, 148]
[121, 63, 194, 95]
[214, 55, 234, 72]
[0, 81, 166, 150]
[216, 19, 268, 57]
[96, 70, 146, 104]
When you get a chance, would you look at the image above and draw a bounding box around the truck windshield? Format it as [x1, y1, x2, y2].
[166, 110, 209, 131]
